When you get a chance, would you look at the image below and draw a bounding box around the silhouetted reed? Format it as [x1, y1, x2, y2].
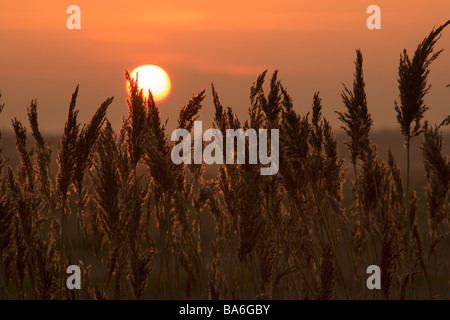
[0, 22, 449, 300]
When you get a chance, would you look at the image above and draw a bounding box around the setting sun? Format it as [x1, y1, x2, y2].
[128, 65, 171, 102]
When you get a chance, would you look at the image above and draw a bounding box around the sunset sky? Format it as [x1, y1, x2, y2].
[0, 0, 449, 134]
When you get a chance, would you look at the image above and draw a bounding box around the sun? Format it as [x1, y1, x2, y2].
[128, 65, 171, 103]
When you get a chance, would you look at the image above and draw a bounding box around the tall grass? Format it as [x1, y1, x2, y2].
[394, 20, 450, 298]
[0, 22, 449, 300]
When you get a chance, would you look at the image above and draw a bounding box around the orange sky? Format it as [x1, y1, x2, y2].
[0, 0, 449, 134]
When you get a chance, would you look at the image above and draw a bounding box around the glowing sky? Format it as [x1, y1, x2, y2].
[0, 0, 449, 134]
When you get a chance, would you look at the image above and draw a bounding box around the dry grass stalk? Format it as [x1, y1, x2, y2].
[394, 20, 449, 298]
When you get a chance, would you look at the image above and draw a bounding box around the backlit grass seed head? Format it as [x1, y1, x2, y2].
[395, 20, 450, 141]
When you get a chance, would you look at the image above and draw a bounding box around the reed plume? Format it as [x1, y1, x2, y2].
[394, 20, 449, 297]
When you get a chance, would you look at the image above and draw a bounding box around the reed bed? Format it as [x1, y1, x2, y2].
[0, 21, 449, 300]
